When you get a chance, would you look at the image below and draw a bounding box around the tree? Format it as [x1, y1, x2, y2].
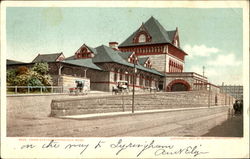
[14, 74, 30, 86]
[32, 63, 49, 75]
[7, 63, 52, 87]
[28, 77, 43, 86]
[29, 70, 52, 86]
[17, 66, 29, 75]
[7, 69, 17, 86]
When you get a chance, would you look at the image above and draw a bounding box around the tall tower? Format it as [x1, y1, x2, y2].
[118, 16, 187, 74]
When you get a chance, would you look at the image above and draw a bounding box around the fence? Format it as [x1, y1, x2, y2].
[7, 86, 64, 94]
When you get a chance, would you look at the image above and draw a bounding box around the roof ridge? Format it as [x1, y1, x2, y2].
[145, 17, 171, 42]
[37, 52, 62, 55]
[103, 45, 121, 62]
[119, 16, 172, 47]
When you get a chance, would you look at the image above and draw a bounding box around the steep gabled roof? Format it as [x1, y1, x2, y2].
[32, 52, 63, 63]
[87, 45, 97, 55]
[62, 59, 102, 71]
[75, 43, 97, 54]
[92, 45, 164, 76]
[7, 59, 26, 65]
[64, 55, 75, 60]
[118, 52, 134, 60]
[92, 45, 127, 64]
[119, 16, 172, 47]
[138, 57, 149, 65]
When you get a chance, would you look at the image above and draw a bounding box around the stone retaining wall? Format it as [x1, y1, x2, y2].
[50, 90, 234, 117]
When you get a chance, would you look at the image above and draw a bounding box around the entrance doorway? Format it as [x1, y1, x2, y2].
[171, 83, 188, 91]
[158, 81, 164, 90]
[167, 79, 191, 92]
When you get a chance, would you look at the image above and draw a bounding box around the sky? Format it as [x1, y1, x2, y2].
[6, 7, 243, 85]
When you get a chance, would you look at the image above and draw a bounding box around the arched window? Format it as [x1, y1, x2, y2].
[114, 68, 118, 82]
[119, 71, 123, 80]
[139, 74, 144, 86]
[138, 34, 146, 43]
[114, 72, 117, 82]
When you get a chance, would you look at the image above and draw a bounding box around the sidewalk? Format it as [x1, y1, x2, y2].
[203, 114, 243, 137]
[58, 105, 229, 119]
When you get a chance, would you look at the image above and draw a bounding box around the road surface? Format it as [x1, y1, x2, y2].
[7, 94, 236, 137]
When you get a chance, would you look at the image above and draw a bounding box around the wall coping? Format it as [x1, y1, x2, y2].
[51, 90, 209, 102]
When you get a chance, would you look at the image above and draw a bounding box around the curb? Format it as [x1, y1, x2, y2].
[57, 105, 231, 120]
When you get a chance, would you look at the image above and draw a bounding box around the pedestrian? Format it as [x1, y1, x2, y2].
[233, 100, 240, 115]
[239, 100, 243, 114]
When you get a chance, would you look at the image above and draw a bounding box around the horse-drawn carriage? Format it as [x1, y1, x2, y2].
[112, 80, 129, 95]
[69, 80, 87, 95]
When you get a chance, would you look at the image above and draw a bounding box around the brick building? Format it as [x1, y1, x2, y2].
[118, 16, 209, 91]
[7, 44, 164, 92]
[7, 16, 218, 92]
[219, 85, 243, 100]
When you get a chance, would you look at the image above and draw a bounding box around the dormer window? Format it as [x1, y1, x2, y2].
[145, 60, 152, 68]
[75, 45, 94, 59]
[133, 27, 152, 44]
[130, 58, 138, 64]
[138, 34, 146, 43]
[129, 55, 138, 64]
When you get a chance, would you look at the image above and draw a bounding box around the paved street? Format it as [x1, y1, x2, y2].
[203, 114, 243, 137]
[7, 94, 241, 137]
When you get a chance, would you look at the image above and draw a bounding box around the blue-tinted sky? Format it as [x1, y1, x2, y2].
[6, 7, 243, 85]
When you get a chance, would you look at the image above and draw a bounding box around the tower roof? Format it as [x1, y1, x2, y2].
[119, 16, 176, 47]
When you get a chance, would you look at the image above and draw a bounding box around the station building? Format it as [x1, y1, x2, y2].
[7, 16, 218, 92]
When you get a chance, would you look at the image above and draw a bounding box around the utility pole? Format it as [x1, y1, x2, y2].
[202, 66, 205, 77]
[132, 57, 136, 113]
[208, 84, 211, 108]
[221, 82, 224, 93]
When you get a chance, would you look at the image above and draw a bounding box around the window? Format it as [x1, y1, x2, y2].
[125, 74, 129, 82]
[145, 79, 149, 86]
[134, 75, 137, 84]
[114, 73, 117, 82]
[138, 34, 146, 43]
[139, 74, 144, 86]
[120, 72, 123, 80]
[155, 80, 158, 88]
[130, 75, 133, 84]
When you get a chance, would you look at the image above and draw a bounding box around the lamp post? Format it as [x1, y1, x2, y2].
[132, 58, 137, 113]
[122, 71, 128, 112]
[208, 83, 211, 108]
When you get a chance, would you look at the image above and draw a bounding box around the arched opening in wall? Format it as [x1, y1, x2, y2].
[171, 83, 188, 91]
[167, 79, 191, 92]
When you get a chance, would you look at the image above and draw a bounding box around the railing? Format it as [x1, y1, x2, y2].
[7, 86, 64, 94]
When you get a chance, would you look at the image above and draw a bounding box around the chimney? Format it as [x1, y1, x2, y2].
[109, 42, 118, 50]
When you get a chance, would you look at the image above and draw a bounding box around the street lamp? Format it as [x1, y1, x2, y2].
[132, 57, 137, 113]
[122, 71, 128, 112]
